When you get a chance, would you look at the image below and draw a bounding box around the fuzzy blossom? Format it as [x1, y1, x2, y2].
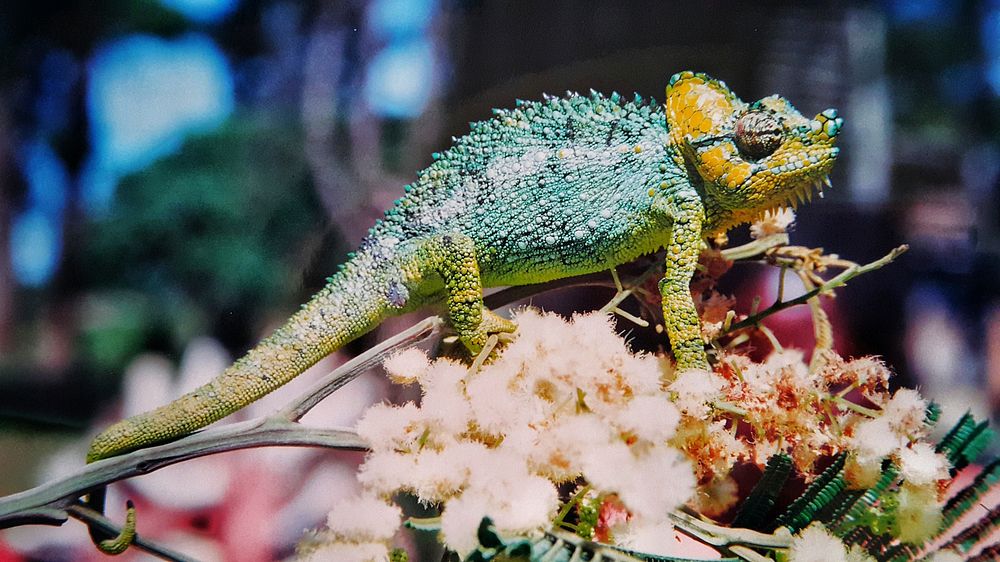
[355, 309, 695, 553]
[750, 207, 796, 238]
[612, 395, 681, 444]
[298, 541, 389, 562]
[615, 520, 682, 557]
[892, 482, 943, 544]
[880, 388, 929, 438]
[668, 368, 724, 418]
[819, 355, 891, 397]
[850, 416, 903, 467]
[582, 440, 695, 521]
[356, 402, 424, 453]
[325, 494, 401, 543]
[382, 347, 430, 384]
[440, 452, 559, 557]
[847, 389, 936, 482]
[299, 495, 402, 562]
[695, 291, 737, 340]
[693, 475, 740, 518]
[897, 442, 949, 486]
[787, 522, 874, 562]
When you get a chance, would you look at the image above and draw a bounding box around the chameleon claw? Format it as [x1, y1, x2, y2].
[92, 500, 137, 555]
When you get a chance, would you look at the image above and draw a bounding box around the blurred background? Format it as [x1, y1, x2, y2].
[1, 0, 999, 559]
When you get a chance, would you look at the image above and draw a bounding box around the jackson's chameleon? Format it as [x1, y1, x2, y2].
[87, 71, 841, 463]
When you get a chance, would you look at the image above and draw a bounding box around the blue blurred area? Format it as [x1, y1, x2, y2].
[365, 39, 436, 119]
[887, 0, 954, 24]
[11, 142, 68, 287]
[368, 0, 436, 39]
[81, 33, 234, 214]
[159, 0, 239, 23]
[984, 1, 1000, 96]
[365, 0, 438, 119]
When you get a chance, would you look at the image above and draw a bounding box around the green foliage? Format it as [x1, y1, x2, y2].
[773, 452, 847, 534]
[941, 458, 1000, 530]
[936, 412, 994, 474]
[459, 517, 742, 562]
[731, 453, 792, 531]
[827, 462, 899, 535]
[81, 115, 331, 371]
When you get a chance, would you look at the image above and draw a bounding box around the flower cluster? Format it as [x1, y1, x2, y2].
[301, 231, 958, 561]
[306, 309, 698, 558]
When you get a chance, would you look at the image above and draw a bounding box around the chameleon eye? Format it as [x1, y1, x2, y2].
[734, 111, 783, 159]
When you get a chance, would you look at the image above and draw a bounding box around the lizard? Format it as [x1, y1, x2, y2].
[87, 70, 841, 464]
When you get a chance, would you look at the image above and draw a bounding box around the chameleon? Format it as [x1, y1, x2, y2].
[87, 71, 841, 464]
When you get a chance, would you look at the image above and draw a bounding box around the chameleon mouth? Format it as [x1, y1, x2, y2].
[762, 171, 834, 217]
[791, 174, 831, 206]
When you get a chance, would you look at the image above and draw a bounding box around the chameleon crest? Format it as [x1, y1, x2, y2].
[665, 71, 842, 233]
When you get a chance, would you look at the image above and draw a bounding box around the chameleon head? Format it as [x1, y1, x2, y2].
[664, 71, 842, 232]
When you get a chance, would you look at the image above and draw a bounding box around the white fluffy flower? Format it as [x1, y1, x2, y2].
[612, 395, 681, 444]
[668, 368, 724, 418]
[897, 442, 949, 486]
[326, 494, 401, 542]
[893, 482, 943, 544]
[788, 523, 850, 562]
[382, 347, 430, 384]
[299, 541, 389, 562]
[582, 441, 695, 521]
[750, 207, 796, 239]
[615, 520, 680, 557]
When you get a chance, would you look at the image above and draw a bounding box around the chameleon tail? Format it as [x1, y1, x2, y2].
[86, 271, 387, 463]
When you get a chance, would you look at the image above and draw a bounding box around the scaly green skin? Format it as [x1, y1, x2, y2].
[87, 71, 842, 463]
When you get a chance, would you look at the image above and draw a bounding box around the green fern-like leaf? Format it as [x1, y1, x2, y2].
[774, 452, 847, 533]
[882, 540, 919, 562]
[924, 401, 942, 428]
[952, 421, 994, 472]
[940, 458, 1000, 532]
[828, 461, 899, 534]
[936, 412, 977, 464]
[940, 504, 1000, 554]
[460, 518, 741, 562]
[731, 453, 793, 531]
[970, 543, 1000, 561]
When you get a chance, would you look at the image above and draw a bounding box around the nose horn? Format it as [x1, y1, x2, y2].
[816, 108, 843, 138]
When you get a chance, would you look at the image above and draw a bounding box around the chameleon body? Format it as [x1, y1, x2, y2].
[87, 71, 842, 462]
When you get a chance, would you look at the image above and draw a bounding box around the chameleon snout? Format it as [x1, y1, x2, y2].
[812, 108, 844, 142]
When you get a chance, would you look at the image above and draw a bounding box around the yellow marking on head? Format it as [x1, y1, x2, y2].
[700, 145, 729, 177]
[666, 72, 745, 146]
[726, 162, 753, 188]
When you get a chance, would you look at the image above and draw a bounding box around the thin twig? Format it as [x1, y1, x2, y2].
[669, 510, 792, 549]
[279, 316, 444, 421]
[720, 245, 908, 336]
[0, 419, 365, 528]
[720, 233, 789, 261]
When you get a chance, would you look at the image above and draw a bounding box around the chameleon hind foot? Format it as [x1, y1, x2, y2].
[459, 307, 517, 354]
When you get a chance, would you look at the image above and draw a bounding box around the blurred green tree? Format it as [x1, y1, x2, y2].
[80, 115, 335, 374]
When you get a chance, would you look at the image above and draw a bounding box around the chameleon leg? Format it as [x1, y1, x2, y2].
[414, 232, 516, 353]
[657, 198, 711, 371]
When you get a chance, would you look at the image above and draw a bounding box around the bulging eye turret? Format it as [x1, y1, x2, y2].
[734, 111, 782, 159]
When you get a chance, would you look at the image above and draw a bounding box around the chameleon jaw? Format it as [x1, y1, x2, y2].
[774, 174, 831, 211]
